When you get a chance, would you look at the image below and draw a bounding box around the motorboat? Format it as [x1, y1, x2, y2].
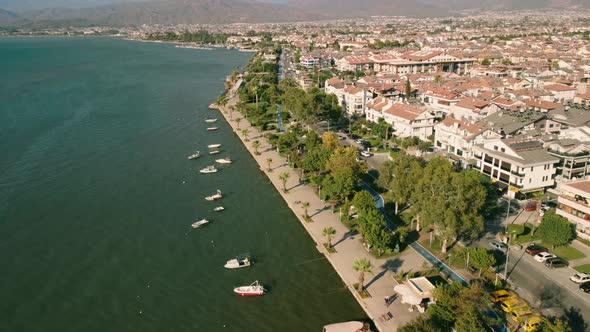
[200, 165, 218, 174]
[322, 321, 366, 332]
[187, 151, 200, 160]
[191, 219, 209, 228]
[224, 255, 251, 269]
[207, 127, 219, 131]
[205, 190, 223, 201]
[215, 157, 232, 164]
[208, 144, 222, 149]
[205, 118, 218, 123]
[209, 150, 221, 155]
[213, 206, 225, 212]
[234, 280, 265, 296]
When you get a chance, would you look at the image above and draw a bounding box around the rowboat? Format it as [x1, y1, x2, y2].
[208, 144, 222, 149]
[215, 157, 232, 164]
[209, 150, 221, 155]
[213, 206, 225, 212]
[205, 118, 218, 123]
[207, 127, 219, 131]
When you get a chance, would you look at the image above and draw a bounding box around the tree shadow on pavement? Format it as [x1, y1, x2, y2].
[310, 205, 331, 218]
[333, 229, 359, 247]
[562, 307, 588, 332]
[364, 258, 403, 289]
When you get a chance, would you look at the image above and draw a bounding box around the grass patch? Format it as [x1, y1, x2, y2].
[514, 223, 541, 244]
[323, 243, 337, 254]
[352, 283, 371, 298]
[574, 264, 590, 274]
[418, 234, 468, 269]
[579, 238, 590, 248]
[551, 245, 586, 261]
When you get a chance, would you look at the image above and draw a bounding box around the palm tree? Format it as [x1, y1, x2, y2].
[252, 140, 261, 155]
[236, 118, 242, 129]
[266, 158, 273, 171]
[251, 85, 259, 112]
[229, 105, 235, 120]
[322, 227, 336, 248]
[301, 201, 310, 218]
[352, 258, 373, 292]
[242, 128, 250, 141]
[279, 172, 290, 192]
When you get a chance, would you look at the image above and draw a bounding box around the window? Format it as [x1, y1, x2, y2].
[549, 124, 554, 128]
[530, 167, 534, 172]
[529, 178, 532, 183]
[494, 146, 498, 151]
[501, 148, 505, 153]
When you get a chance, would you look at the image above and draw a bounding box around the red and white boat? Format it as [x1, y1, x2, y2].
[234, 280, 265, 296]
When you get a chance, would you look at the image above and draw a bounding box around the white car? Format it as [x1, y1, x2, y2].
[534, 252, 557, 263]
[570, 273, 590, 284]
[360, 150, 372, 157]
[490, 241, 508, 253]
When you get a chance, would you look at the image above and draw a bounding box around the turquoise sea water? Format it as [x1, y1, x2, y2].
[0, 38, 366, 332]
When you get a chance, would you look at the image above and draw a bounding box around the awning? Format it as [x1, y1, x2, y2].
[393, 284, 422, 305]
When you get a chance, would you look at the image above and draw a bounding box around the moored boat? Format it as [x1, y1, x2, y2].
[322, 321, 366, 332]
[215, 157, 232, 164]
[205, 190, 223, 201]
[234, 280, 265, 296]
[213, 206, 225, 212]
[224, 255, 251, 269]
[191, 219, 209, 228]
[208, 144, 222, 149]
[205, 118, 218, 123]
[187, 151, 200, 160]
[209, 149, 221, 155]
[207, 127, 219, 131]
[199, 165, 218, 174]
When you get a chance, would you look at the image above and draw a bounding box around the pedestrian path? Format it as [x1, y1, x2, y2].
[361, 183, 468, 286]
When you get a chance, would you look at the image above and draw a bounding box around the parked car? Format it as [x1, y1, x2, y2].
[524, 203, 537, 212]
[545, 257, 568, 269]
[580, 281, 590, 293]
[525, 244, 548, 256]
[570, 273, 590, 284]
[534, 252, 556, 263]
[510, 307, 534, 323]
[360, 150, 372, 157]
[499, 298, 528, 313]
[490, 241, 509, 253]
[355, 139, 365, 144]
[489, 289, 516, 303]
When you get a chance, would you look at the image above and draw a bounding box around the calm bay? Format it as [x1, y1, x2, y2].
[0, 37, 366, 332]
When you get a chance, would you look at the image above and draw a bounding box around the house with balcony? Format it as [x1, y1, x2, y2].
[342, 86, 369, 115]
[380, 104, 436, 140]
[556, 180, 590, 240]
[472, 138, 559, 197]
[434, 117, 502, 168]
[546, 139, 590, 181]
[450, 97, 501, 121]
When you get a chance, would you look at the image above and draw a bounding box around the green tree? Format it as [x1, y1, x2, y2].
[434, 74, 442, 86]
[321, 131, 340, 152]
[398, 317, 437, 332]
[352, 258, 373, 291]
[454, 305, 488, 332]
[429, 282, 487, 330]
[304, 130, 321, 151]
[405, 79, 412, 99]
[357, 208, 392, 256]
[481, 58, 491, 66]
[322, 171, 356, 202]
[301, 201, 310, 218]
[279, 172, 290, 192]
[378, 154, 423, 215]
[236, 118, 242, 129]
[242, 128, 250, 141]
[252, 140, 261, 155]
[352, 191, 376, 215]
[468, 247, 496, 277]
[537, 211, 575, 248]
[301, 148, 330, 174]
[417, 140, 432, 153]
[538, 319, 573, 332]
[266, 158, 273, 171]
[322, 226, 336, 248]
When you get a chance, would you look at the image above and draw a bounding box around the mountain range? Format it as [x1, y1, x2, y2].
[0, 0, 588, 28]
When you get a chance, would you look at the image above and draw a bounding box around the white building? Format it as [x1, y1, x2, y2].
[434, 117, 502, 168]
[342, 86, 369, 115]
[556, 180, 590, 240]
[450, 97, 501, 122]
[472, 138, 559, 196]
[366, 103, 436, 140]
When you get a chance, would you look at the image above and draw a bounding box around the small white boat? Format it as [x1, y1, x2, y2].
[205, 190, 223, 201]
[208, 144, 222, 149]
[224, 255, 251, 269]
[191, 219, 209, 228]
[207, 127, 219, 131]
[234, 280, 265, 296]
[200, 165, 218, 174]
[187, 151, 200, 160]
[213, 206, 225, 212]
[205, 118, 218, 123]
[215, 157, 232, 164]
[209, 150, 221, 155]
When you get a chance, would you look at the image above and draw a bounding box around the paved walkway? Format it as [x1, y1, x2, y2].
[217, 93, 428, 331]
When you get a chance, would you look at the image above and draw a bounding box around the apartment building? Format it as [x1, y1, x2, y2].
[366, 103, 435, 140]
[556, 180, 590, 240]
[473, 138, 559, 197]
[434, 117, 502, 168]
[546, 139, 590, 181]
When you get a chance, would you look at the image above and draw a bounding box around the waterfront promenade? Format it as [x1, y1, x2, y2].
[216, 93, 428, 331]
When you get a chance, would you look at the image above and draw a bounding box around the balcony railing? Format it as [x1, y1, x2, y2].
[510, 170, 526, 177]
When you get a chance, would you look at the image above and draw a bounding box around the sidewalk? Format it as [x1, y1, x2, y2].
[217, 95, 427, 331]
